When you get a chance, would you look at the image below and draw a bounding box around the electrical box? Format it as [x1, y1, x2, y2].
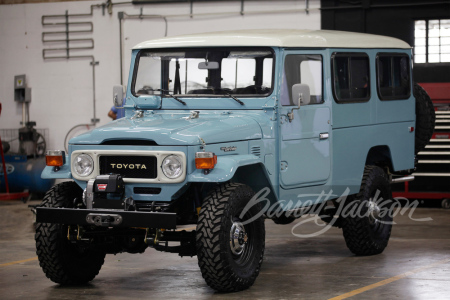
[14, 75, 31, 103]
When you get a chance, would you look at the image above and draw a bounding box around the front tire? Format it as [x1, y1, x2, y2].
[35, 182, 106, 284]
[196, 183, 265, 292]
[342, 166, 393, 256]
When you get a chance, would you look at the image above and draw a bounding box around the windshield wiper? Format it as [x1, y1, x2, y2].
[156, 89, 186, 105]
[164, 93, 186, 105]
[222, 92, 244, 105]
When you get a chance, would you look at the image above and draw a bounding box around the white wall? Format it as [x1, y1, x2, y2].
[0, 0, 320, 151]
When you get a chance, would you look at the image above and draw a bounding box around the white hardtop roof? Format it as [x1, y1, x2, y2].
[133, 29, 411, 50]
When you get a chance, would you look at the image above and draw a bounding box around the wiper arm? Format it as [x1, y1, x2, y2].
[222, 92, 244, 105]
[156, 89, 187, 105]
[164, 93, 186, 105]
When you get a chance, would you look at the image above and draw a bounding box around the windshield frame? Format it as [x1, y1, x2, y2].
[130, 47, 276, 99]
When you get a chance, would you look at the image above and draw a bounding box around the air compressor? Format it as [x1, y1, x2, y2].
[0, 75, 54, 197]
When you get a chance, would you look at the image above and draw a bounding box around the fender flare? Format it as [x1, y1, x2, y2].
[188, 154, 277, 204]
[188, 154, 260, 183]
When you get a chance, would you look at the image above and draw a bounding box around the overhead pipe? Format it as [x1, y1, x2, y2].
[130, 0, 305, 4]
[321, 1, 450, 10]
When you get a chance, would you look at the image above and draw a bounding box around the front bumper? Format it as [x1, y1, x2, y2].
[36, 207, 177, 229]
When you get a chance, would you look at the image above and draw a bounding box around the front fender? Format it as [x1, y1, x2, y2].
[41, 161, 72, 179]
[188, 154, 260, 183]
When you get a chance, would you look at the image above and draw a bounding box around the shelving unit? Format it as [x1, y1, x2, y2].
[392, 84, 450, 208]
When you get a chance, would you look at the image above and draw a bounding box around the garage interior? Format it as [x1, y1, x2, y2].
[0, 0, 450, 299]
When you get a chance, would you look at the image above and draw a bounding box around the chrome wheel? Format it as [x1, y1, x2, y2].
[367, 198, 381, 225]
[196, 183, 265, 292]
[230, 220, 248, 256]
[342, 165, 393, 256]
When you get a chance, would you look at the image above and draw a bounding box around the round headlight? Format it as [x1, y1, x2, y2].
[161, 155, 183, 179]
[72, 154, 94, 177]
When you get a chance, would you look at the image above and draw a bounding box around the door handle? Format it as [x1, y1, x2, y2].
[319, 133, 329, 140]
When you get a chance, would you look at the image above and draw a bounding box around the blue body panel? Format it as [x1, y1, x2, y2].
[42, 46, 415, 209]
[188, 155, 261, 183]
[277, 48, 414, 203]
[329, 48, 415, 194]
[70, 111, 265, 146]
[332, 121, 415, 188]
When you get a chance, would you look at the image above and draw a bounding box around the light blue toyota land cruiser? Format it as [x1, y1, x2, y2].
[36, 29, 435, 292]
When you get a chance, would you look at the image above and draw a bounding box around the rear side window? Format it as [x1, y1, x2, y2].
[332, 53, 370, 103]
[376, 53, 411, 100]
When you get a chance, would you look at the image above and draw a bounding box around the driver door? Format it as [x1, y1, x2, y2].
[279, 51, 331, 189]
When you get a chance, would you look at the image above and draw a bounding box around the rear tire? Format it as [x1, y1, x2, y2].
[196, 183, 265, 292]
[35, 182, 106, 284]
[342, 166, 393, 256]
[414, 83, 435, 154]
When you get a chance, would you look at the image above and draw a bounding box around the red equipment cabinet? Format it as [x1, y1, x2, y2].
[392, 83, 450, 208]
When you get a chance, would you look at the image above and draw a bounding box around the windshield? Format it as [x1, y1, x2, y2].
[132, 47, 274, 97]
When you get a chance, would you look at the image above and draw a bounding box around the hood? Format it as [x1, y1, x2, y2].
[69, 112, 263, 146]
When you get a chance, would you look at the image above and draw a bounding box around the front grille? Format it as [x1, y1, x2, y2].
[99, 156, 157, 179]
[134, 187, 161, 194]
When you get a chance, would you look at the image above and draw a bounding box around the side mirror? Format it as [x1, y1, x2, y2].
[288, 84, 310, 122]
[292, 83, 310, 107]
[198, 61, 219, 70]
[113, 85, 124, 107]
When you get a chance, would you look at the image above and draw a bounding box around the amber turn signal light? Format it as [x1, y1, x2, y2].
[195, 152, 217, 169]
[46, 150, 65, 167]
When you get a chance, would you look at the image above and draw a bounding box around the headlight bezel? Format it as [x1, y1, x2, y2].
[161, 154, 183, 179]
[72, 153, 94, 177]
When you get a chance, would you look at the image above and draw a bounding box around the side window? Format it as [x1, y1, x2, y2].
[332, 53, 370, 103]
[377, 54, 411, 100]
[134, 56, 162, 95]
[281, 54, 323, 106]
[262, 58, 273, 88]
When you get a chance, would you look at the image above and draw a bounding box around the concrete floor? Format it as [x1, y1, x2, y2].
[0, 200, 449, 300]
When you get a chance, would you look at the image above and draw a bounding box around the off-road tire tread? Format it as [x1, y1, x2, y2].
[414, 83, 435, 154]
[35, 182, 105, 284]
[196, 183, 265, 292]
[342, 165, 392, 256]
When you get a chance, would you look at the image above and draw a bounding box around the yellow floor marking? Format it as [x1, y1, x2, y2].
[0, 257, 38, 267]
[328, 258, 450, 300]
